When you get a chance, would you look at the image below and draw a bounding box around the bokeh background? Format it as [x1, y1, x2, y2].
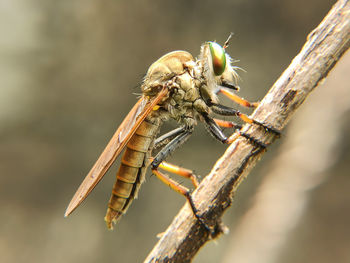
[1, 0, 349, 262]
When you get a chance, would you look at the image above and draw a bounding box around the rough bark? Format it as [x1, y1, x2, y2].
[221, 51, 350, 263]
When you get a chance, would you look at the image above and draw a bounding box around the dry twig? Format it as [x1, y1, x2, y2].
[221, 51, 350, 263]
[145, 1, 350, 262]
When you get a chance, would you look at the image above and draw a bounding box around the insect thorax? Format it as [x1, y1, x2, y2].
[141, 51, 213, 128]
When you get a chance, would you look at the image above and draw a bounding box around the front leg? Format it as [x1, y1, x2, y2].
[209, 103, 281, 136]
[216, 87, 259, 108]
[201, 113, 268, 148]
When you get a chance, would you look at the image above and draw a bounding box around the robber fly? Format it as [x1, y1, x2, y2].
[65, 35, 272, 230]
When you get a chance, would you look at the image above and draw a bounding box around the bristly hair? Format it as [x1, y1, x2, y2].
[131, 73, 147, 98]
[222, 33, 243, 85]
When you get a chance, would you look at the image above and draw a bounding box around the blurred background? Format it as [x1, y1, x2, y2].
[1, 0, 349, 262]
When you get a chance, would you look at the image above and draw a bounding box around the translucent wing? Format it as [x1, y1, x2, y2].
[65, 88, 168, 216]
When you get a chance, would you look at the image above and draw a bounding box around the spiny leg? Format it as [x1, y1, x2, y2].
[209, 102, 281, 136]
[158, 161, 199, 188]
[152, 129, 192, 169]
[202, 113, 268, 148]
[151, 168, 211, 233]
[213, 119, 261, 145]
[154, 127, 186, 150]
[217, 87, 259, 108]
[202, 114, 231, 144]
[149, 155, 199, 188]
[151, 168, 191, 196]
[151, 129, 213, 233]
[214, 87, 281, 135]
[214, 118, 242, 130]
[154, 127, 199, 189]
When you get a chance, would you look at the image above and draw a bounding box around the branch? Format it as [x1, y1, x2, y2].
[221, 52, 350, 263]
[144, 1, 350, 262]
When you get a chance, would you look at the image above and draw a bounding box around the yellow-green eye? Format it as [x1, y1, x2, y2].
[209, 42, 226, 76]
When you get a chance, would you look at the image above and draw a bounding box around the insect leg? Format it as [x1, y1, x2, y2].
[202, 113, 268, 148]
[158, 161, 199, 187]
[151, 130, 192, 169]
[213, 118, 268, 145]
[202, 113, 228, 144]
[154, 127, 186, 149]
[151, 168, 211, 233]
[151, 168, 190, 195]
[220, 81, 239, 91]
[213, 118, 242, 129]
[217, 87, 259, 108]
[149, 153, 199, 188]
[151, 130, 215, 233]
[153, 128, 199, 186]
[152, 130, 197, 187]
[210, 103, 281, 136]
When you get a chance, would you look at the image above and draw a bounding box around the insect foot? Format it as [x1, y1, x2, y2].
[238, 119, 282, 149]
[251, 119, 282, 138]
[184, 191, 224, 238]
[239, 132, 268, 149]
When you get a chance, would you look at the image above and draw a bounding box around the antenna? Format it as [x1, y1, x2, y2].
[223, 32, 234, 49]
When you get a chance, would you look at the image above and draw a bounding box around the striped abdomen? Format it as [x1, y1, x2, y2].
[105, 117, 160, 229]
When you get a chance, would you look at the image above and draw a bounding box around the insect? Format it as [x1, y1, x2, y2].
[65, 35, 274, 230]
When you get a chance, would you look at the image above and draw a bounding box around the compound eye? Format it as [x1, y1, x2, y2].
[209, 42, 226, 76]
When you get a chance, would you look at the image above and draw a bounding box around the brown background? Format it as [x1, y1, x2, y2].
[1, 0, 348, 262]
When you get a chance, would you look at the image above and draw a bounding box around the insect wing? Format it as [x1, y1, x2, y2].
[65, 88, 168, 216]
